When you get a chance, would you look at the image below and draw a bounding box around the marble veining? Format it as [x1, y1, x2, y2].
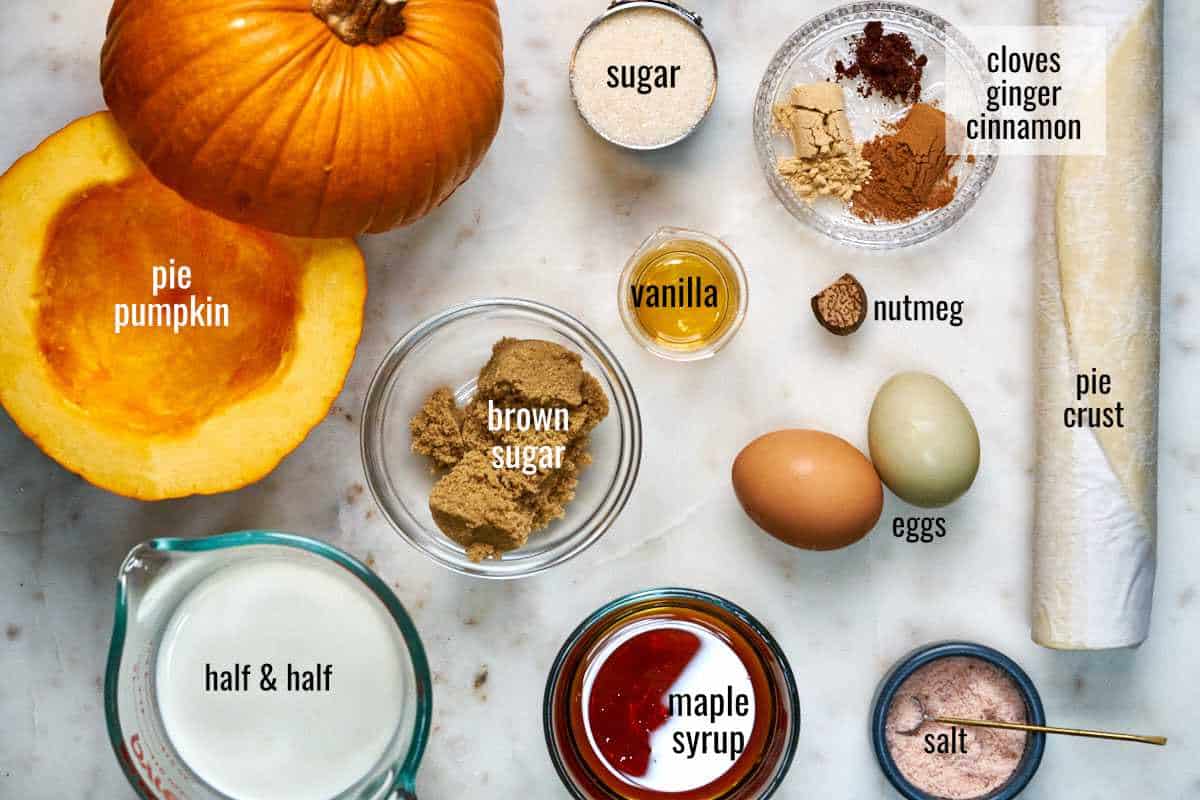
[2, 1, 1198, 797]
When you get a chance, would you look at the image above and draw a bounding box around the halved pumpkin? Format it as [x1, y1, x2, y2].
[0, 112, 366, 499]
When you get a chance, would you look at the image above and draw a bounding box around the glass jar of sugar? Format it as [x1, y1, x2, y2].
[570, 1, 718, 150]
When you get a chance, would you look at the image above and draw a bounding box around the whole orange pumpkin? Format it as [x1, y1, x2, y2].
[101, 0, 504, 238]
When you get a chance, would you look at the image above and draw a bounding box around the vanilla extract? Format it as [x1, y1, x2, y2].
[622, 231, 745, 356]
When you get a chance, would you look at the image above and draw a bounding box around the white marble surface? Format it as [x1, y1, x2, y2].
[2, 1, 1198, 798]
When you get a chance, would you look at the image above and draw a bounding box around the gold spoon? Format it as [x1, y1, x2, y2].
[895, 696, 1167, 746]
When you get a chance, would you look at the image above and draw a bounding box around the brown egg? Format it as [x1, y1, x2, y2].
[732, 429, 883, 551]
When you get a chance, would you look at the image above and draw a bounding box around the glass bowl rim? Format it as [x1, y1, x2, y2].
[543, 587, 802, 799]
[870, 640, 1047, 800]
[360, 297, 643, 580]
[752, 0, 999, 249]
[103, 530, 433, 800]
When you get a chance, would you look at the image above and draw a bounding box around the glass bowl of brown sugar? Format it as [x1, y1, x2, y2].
[753, 2, 997, 249]
[361, 298, 642, 579]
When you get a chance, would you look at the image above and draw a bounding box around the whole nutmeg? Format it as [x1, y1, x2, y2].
[812, 273, 867, 335]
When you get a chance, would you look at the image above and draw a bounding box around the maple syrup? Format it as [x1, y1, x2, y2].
[545, 589, 799, 799]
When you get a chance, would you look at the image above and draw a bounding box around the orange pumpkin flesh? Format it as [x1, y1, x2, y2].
[100, 0, 505, 238]
[0, 113, 367, 500]
[38, 174, 301, 435]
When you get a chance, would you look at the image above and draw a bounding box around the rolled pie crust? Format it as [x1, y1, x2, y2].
[1033, 0, 1163, 649]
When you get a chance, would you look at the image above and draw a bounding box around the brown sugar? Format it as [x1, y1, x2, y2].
[409, 338, 610, 562]
[409, 387, 464, 467]
[428, 451, 534, 562]
[852, 103, 960, 223]
[477, 338, 586, 406]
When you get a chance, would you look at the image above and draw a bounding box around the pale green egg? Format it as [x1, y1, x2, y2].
[868, 372, 980, 508]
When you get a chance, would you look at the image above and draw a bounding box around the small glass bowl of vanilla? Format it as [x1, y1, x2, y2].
[617, 227, 748, 361]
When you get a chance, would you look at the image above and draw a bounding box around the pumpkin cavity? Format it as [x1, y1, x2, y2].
[36, 174, 302, 435]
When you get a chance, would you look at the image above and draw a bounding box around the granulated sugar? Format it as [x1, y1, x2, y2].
[571, 7, 716, 148]
[885, 657, 1028, 799]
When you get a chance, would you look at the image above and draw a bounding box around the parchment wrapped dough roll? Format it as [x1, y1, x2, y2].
[1034, 0, 1162, 650]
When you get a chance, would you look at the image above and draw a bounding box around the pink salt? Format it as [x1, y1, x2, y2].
[885, 657, 1028, 800]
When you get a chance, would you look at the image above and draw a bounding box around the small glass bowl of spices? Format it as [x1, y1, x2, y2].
[570, 1, 718, 150]
[618, 227, 748, 361]
[361, 299, 642, 579]
[872, 642, 1047, 800]
[753, 3, 997, 248]
[545, 588, 800, 800]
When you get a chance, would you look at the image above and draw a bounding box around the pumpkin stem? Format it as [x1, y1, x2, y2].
[312, 0, 407, 46]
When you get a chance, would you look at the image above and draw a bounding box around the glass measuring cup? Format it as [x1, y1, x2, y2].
[104, 531, 432, 800]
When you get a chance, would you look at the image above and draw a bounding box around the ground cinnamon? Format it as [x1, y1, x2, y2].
[835, 21, 927, 103]
[851, 103, 959, 223]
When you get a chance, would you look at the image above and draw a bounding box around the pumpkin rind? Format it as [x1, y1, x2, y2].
[0, 113, 367, 500]
[100, 0, 504, 238]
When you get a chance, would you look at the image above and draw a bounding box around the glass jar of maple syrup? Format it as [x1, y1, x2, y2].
[618, 228, 748, 362]
[544, 588, 799, 799]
